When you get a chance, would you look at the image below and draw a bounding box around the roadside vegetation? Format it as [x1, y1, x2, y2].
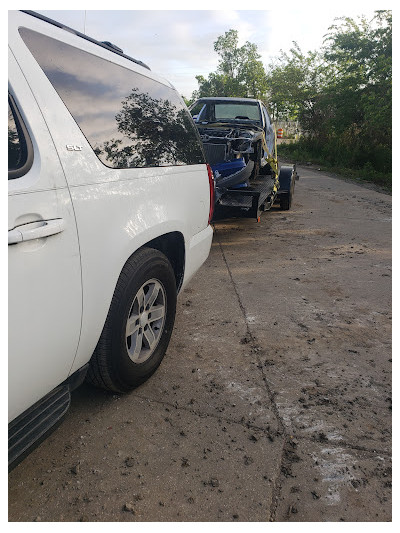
[186, 11, 392, 190]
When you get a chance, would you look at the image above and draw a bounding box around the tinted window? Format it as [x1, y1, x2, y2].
[8, 96, 33, 179]
[190, 101, 206, 118]
[197, 104, 211, 122]
[8, 103, 23, 171]
[19, 28, 205, 169]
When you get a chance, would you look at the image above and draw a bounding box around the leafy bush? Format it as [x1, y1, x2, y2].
[268, 11, 392, 186]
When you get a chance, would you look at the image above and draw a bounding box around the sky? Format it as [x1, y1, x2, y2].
[31, 0, 388, 99]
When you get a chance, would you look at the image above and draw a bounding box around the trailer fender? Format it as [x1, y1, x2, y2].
[278, 164, 297, 193]
[277, 165, 298, 211]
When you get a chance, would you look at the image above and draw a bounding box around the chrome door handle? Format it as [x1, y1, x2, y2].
[8, 219, 65, 245]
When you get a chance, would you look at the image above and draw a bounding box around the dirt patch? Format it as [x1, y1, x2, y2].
[9, 165, 391, 521]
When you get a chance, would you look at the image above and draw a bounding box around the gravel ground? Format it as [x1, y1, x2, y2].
[8, 164, 392, 522]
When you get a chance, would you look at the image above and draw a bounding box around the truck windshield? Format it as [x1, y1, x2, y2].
[214, 102, 260, 122]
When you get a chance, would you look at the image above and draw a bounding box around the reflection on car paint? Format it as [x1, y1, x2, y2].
[19, 27, 205, 169]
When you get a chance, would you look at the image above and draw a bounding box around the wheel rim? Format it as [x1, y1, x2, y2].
[125, 279, 166, 363]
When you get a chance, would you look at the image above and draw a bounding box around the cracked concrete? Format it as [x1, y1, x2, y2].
[8, 165, 391, 522]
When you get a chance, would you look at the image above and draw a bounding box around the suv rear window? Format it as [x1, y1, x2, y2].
[19, 27, 205, 169]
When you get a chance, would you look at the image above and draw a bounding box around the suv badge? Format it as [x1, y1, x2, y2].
[66, 144, 83, 151]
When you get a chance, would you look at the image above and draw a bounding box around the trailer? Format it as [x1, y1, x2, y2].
[214, 164, 298, 221]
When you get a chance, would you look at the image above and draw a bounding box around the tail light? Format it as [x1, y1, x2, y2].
[206, 163, 215, 224]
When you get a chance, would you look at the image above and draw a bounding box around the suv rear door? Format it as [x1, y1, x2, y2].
[8, 49, 82, 422]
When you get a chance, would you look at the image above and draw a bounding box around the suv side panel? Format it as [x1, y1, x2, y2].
[67, 168, 212, 374]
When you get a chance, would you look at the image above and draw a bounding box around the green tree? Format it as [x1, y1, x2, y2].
[193, 29, 268, 100]
[321, 11, 392, 169]
[270, 10, 391, 178]
[265, 43, 325, 122]
[194, 72, 237, 98]
[214, 29, 241, 78]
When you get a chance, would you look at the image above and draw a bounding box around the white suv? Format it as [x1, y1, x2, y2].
[8, 10, 214, 469]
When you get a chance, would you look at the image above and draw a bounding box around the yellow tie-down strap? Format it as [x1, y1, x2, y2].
[261, 127, 279, 192]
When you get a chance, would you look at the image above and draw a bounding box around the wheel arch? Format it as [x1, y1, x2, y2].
[69, 230, 186, 377]
[140, 231, 185, 293]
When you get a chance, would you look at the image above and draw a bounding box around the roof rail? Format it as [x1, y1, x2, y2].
[101, 41, 123, 54]
[20, 10, 151, 71]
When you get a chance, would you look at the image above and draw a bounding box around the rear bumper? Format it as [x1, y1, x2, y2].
[181, 224, 213, 291]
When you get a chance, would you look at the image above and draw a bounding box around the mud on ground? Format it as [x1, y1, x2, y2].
[8, 165, 392, 522]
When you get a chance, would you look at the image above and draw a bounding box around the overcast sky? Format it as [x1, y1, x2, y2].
[33, 1, 387, 98]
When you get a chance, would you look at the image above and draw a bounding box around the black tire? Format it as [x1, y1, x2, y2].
[87, 248, 177, 393]
[280, 192, 291, 210]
